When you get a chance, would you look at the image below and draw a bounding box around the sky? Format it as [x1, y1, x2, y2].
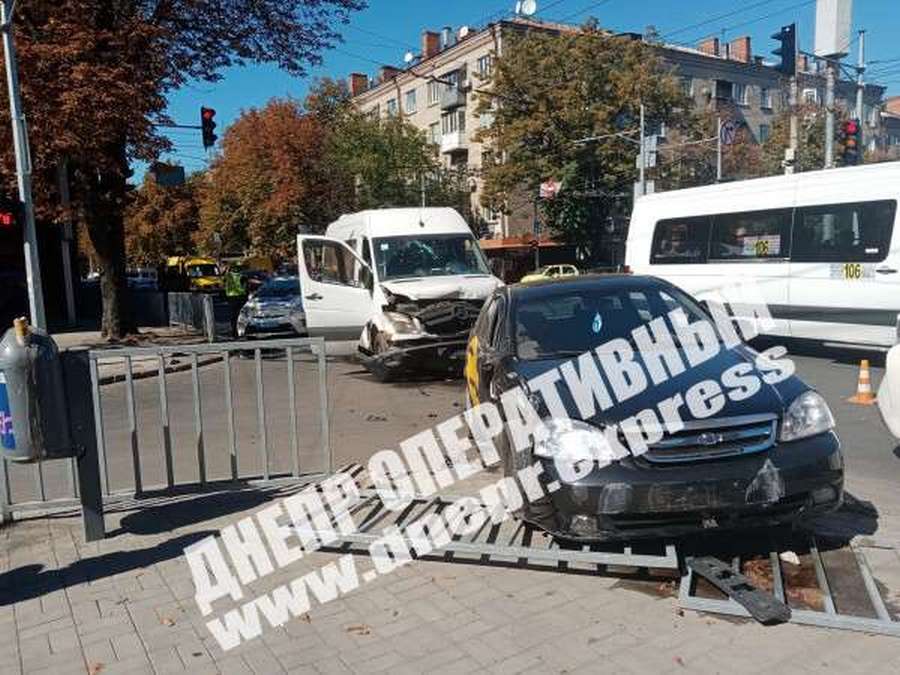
[153, 0, 900, 177]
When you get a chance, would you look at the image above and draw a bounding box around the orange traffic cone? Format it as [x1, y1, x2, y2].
[848, 359, 877, 405]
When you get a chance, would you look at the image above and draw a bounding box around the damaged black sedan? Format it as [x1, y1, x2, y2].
[465, 275, 844, 542]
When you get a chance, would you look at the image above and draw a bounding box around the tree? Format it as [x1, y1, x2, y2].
[761, 102, 848, 174]
[124, 172, 201, 265]
[656, 110, 766, 191]
[196, 98, 343, 259]
[476, 23, 688, 252]
[309, 79, 457, 212]
[0, 0, 364, 337]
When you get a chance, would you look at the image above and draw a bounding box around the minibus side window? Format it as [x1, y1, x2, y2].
[650, 216, 710, 264]
[709, 209, 791, 261]
[791, 200, 896, 263]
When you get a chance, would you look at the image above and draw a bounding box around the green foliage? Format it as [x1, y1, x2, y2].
[477, 25, 688, 251]
[760, 103, 847, 173]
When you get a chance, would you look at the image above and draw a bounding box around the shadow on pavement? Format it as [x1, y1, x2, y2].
[0, 531, 212, 606]
[750, 336, 887, 368]
[112, 488, 278, 536]
[804, 492, 880, 544]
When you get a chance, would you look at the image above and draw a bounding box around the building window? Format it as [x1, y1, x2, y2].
[477, 54, 493, 78]
[368, 104, 380, 119]
[760, 87, 772, 109]
[758, 124, 770, 143]
[732, 83, 749, 106]
[428, 122, 440, 144]
[386, 98, 398, 116]
[802, 88, 818, 104]
[715, 80, 733, 100]
[404, 89, 417, 114]
[427, 80, 441, 106]
[441, 109, 466, 135]
[680, 76, 693, 97]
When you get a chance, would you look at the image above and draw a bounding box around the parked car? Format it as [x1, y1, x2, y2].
[464, 274, 844, 542]
[236, 276, 306, 338]
[519, 264, 580, 284]
[165, 256, 223, 293]
[126, 267, 159, 291]
[295, 207, 502, 381]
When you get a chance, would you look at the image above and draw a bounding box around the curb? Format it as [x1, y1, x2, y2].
[97, 355, 224, 385]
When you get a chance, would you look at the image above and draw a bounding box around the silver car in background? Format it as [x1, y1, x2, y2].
[236, 276, 306, 338]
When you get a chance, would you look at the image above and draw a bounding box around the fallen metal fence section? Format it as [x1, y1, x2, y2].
[678, 536, 900, 637]
[0, 337, 331, 541]
[319, 464, 679, 573]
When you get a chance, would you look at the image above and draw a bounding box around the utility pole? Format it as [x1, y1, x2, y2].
[856, 29, 865, 149]
[638, 104, 646, 197]
[824, 60, 836, 169]
[786, 75, 798, 175]
[420, 173, 426, 208]
[716, 117, 723, 182]
[1, 0, 46, 329]
[57, 160, 77, 327]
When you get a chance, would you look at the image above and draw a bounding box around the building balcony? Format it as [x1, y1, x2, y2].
[440, 87, 467, 110]
[440, 130, 468, 154]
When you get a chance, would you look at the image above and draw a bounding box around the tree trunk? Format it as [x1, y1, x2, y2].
[79, 143, 136, 340]
[90, 213, 132, 339]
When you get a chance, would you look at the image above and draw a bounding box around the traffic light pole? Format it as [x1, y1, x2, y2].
[824, 61, 836, 169]
[1, 0, 46, 329]
[856, 30, 865, 149]
[786, 76, 798, 175]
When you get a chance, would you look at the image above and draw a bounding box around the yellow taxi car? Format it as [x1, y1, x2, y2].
[519, 264, 580, 284]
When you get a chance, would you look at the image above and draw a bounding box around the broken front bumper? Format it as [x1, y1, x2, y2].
[361, 337, 469, 374]
[527, 431, 844, 542]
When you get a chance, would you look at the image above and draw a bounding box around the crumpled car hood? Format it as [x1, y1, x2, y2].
[381, 276, 501, 302]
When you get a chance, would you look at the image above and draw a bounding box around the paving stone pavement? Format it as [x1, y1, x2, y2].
[3, 483, 900, 675]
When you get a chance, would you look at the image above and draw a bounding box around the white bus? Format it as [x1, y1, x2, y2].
[625, 162, 900, 347]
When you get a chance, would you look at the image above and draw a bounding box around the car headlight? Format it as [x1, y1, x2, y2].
[533, 418, 623, 467]
[780, 391, 835, 442]
[383, 311, 423, 335]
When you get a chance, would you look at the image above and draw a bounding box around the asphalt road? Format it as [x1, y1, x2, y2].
[4, 338, 900, 531]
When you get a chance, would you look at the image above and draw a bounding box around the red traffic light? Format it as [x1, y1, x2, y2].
[0, 211, 13, 228]
[201, 107, 216, 120]
[844, 119, 859, 135]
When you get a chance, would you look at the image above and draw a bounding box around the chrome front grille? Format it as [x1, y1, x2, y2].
[642, 414, 777, 464]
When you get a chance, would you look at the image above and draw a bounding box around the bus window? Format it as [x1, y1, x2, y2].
[792, 200, 896, 263]
[710, 209, 791, 261]
[651, 216, 710, 264]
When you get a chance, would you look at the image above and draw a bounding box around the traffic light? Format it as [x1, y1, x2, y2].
[200, 106, 217, 149]
[0, 196, 20, 230]
[771, 23, 796, 77]
[841, 118, 862, 166]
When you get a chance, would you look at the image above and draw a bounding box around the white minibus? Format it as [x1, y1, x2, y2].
[626, 162, 900, 347]
[296, 207, 501, 379]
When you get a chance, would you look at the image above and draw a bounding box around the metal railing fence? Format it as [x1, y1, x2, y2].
[0, 337, 331, 531]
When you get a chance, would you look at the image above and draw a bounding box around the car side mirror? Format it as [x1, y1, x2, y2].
[480, 346, 502, 371]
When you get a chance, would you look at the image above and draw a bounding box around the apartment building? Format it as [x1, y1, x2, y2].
[349, 18, 887, 241]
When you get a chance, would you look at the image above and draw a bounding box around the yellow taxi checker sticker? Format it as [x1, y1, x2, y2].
[465, 334, 480, 406]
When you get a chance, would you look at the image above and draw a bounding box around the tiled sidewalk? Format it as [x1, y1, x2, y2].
[3, 486, 900, 675]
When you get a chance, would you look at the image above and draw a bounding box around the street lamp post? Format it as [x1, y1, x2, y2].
[1, 0, 46, 329]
